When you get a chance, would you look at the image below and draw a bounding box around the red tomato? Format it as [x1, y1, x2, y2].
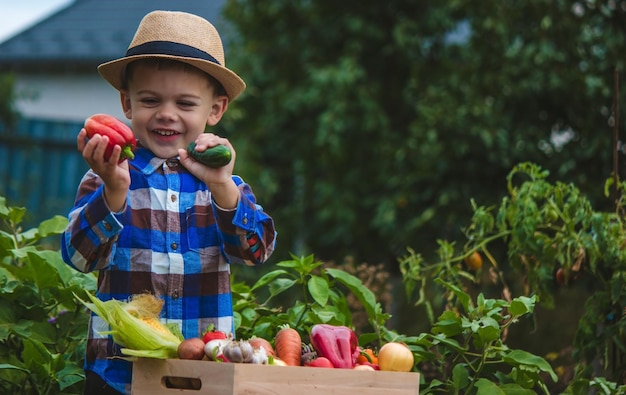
[305, 357, 335, 368]
[201, 324, 227, 343]
[555, 268, 566, 286]
[464, 251, 483, 271]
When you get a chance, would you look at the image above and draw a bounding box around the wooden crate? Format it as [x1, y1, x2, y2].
[131, 358, 420, 395]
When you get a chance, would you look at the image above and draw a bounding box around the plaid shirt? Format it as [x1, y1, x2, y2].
[61, 148, 276, 394]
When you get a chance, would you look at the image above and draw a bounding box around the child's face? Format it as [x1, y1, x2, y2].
[120, 63, 225, 159]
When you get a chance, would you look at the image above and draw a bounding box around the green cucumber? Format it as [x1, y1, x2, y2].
[187, 142, 232, 168]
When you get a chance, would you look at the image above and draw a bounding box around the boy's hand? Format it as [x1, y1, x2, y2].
[179, 133, 239, 209]
[78, 128, 130, 211]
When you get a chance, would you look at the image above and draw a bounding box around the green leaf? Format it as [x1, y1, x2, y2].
[310, 305, 342, 323]
[474, 378, 506, 394]
[23, 338, 53, 376]
[7, 206, 26, 225]
[57, 364, 85, 390]
[435, 278, 471, 312]
[503, 349, 558, 382]
[0, 229, 15, 252]
[27, 250, 64, 290]
[268, 278, 297, 297]
[433, 310, 463, 337]
[307, 275, 329, 306]
[326, 268, 387, 327]
[0, 363, 29, 373]
[499, 383, 537, 394]
[429, 333, 467, 352]
[277, 254, 322, 275]
[16, 228, 38, 243]
[250, 269, 290, 291]
[275, 258, 300, 268]
[452, 363, 470, 389]
[508, 295, 535, 316]
[0, 299, 33, 339]
[37, 215, 68, 238]
[0, 196, 7, 215]
[8, 245, 38, 259]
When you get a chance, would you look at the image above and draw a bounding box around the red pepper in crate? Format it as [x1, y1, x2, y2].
[84, 113, 136, 162]
[309, 324, 359, 369]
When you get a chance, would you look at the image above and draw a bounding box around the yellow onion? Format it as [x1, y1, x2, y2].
[377, 342, 414, 372]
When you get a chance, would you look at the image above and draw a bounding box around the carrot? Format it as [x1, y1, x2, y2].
[274, 324, 302, 366]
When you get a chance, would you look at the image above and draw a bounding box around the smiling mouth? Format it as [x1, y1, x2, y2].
[153, 129, 180, 136]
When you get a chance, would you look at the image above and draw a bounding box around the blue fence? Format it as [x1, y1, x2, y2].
[0, 118, 89, 226]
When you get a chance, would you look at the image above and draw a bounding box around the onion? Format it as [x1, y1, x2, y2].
[248, 336, 275, 356]
[377, 342, 414, 372]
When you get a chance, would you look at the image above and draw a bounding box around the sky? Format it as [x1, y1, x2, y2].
[0, 0, 73, 42]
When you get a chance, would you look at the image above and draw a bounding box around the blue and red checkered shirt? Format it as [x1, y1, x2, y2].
[61, 147, 276, 394]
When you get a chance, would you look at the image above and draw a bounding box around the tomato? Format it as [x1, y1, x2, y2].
[555, 268, 566, 286]
[305, 357, 335, 368]
[377, 342, 414, 372]
[202, 324, 227, 343]
[464, 251, 483, 271]
[357, 348, 378, 365]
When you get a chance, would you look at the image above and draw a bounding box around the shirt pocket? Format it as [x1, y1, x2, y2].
[185, 207, 221, 255]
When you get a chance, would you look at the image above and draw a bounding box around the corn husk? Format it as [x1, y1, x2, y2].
[76, 292, 183, 359]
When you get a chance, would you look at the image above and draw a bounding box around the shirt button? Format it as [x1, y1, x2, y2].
[243, 217, 248, 225]
[166, 159, 179, 168]
[171, 242, 178, 251]
[170, 194, 177, 202]
[172, 290, 179, 300]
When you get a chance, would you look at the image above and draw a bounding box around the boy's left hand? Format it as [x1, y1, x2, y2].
[179, 133, 239, 209]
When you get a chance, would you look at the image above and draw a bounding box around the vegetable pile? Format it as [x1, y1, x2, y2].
[78, 293, 415, 372]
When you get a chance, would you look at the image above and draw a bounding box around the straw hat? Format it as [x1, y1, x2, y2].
[98, 10, 246, 101]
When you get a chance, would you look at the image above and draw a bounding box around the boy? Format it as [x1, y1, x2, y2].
[61, 10, 276, 395]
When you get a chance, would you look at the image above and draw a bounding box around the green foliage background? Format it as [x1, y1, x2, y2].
[218, 0, 626, 266]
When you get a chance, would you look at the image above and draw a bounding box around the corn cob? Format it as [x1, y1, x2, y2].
[76, 292, 183, 359]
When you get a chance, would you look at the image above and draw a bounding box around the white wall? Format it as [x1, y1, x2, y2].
[14, 73, 127, 123]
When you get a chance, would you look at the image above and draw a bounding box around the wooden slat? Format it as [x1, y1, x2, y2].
[131, 358, 420, 395]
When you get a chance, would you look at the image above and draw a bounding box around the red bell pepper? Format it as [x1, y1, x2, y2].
[84, 114, 136, 162]
[309, 324, 359, 369]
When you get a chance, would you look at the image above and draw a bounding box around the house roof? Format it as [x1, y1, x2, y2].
[0, 0, 228, 72]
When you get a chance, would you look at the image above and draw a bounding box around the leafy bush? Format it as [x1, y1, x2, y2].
[0, 196, 96, 395]
[399, 162, 626, 392]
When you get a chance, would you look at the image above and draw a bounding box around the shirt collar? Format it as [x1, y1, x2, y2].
[131, 147, 178, 175]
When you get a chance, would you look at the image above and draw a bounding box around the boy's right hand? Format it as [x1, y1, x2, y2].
[78, 128, 130, 211]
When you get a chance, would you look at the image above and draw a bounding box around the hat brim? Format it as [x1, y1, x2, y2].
[98, 54, 246, 101]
